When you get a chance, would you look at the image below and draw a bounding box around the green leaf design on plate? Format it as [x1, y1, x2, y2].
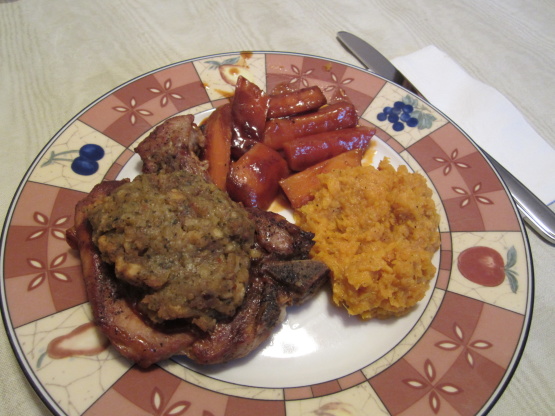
[37, 351, 47, 369]
[402, 95, 437, 130]
[419, 113, 436, 130]
[204, 57, 241, 69]
[402, 95, 419, 107]
[506, 245, 517, 268]
[504, 246, 518, 293]
[506, 269, 519, 293]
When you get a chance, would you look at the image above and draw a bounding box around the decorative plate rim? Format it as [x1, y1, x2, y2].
[0, 51, 534, 416]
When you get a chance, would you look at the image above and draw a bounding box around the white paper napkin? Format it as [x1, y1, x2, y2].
[392, 46, 555, 206]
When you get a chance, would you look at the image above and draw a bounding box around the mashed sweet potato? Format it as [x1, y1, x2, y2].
[294, 158, 440, 319]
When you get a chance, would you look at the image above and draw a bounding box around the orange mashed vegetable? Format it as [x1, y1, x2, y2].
[294, 159, 440, 319]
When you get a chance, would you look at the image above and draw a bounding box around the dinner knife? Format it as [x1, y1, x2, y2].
[337, 31, 555, 245]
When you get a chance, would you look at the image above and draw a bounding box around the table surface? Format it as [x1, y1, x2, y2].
[1, 1, 554, 415]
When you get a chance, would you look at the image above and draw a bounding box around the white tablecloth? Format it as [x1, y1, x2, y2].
[1, 1, 554, 414]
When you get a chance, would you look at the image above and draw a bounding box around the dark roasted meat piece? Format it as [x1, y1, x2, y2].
[246, 207, 315, 260]
[135, 114, 209, 179]
[260, 260, 330, 305]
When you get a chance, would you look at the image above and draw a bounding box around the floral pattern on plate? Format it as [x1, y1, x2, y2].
[0, 52, 531, 416]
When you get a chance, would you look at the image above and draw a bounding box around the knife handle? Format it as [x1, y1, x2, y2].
[483, 149, 555, 244]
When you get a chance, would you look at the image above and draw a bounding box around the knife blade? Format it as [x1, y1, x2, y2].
[337, 31, 555, 244]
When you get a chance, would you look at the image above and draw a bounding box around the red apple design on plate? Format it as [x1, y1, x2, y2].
[457, 246, 518, 292]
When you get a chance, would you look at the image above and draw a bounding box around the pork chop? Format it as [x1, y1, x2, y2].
[66, 114, 330, 367]
[66, 181, 328, 367]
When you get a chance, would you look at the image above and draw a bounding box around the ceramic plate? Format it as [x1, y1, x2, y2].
[0, 52, 532, 416]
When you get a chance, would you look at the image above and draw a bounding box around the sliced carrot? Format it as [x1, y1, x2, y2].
[227, 143, 289, 210]
[263, 101, 358, 150]
[203, 103, 233, 191]
[232, 76, 269, 141]
[282, 126, 375, 171]
[279, 149, 364, 209]
[267, 86, 327, 118]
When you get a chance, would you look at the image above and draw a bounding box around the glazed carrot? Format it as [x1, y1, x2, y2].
[263, 101, 358, 150]
[269, 82, 295, 95]
[279, 149, 365, 209]
[267, 86, 327, 118]
[282, 126, 375, 171]
[203, 103, 233, 191]
[227, 143, 289, 210]
[230, 135, 258, 160]
[232, 76, 269, 142]
[262, 118, 295, 150]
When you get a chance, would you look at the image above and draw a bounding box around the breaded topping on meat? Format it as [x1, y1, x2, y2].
[85, 170, 255, 332]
